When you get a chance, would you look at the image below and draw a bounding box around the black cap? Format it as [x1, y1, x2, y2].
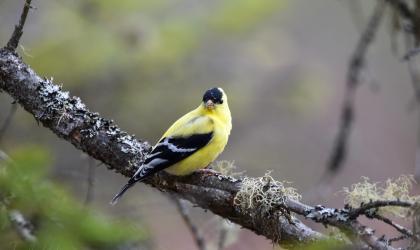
[202, 87, 223, 104]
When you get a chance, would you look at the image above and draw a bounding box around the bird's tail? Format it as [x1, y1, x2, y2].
[110, 178, 136, 205]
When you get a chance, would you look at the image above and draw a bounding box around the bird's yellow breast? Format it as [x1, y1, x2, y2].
[164, 107, 231, 175]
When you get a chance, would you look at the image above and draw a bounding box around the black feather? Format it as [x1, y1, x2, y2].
[110, 177, 136, 205]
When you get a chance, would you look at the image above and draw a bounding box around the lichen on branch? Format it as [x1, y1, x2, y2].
[343, 175, 420, 218]
[234, 172, 300, 216]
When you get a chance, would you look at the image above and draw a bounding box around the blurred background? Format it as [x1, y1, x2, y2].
[0, 0, 419, 249]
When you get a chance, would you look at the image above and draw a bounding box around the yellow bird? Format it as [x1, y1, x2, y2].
[111, 87, 232, 204]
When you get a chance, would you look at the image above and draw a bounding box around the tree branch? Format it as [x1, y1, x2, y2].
[324, 1, 385, 177]
[5, 0, 32, 51]
[0, 48, 323, 247]
[349, 200, 413, 219]
[370, 213, 414, 239]
[171, 197, 206, 250]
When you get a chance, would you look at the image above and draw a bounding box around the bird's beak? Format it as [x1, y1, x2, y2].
[205, 100, 215, 110]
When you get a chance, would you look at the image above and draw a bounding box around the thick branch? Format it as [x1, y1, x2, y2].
[0, 48, 322, 247]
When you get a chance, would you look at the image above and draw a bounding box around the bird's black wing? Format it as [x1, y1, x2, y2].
[133, 132, 213, 181]
[111, 132, 213, 205]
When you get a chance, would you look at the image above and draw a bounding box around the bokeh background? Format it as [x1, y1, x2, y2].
[0, 0, 418, 249]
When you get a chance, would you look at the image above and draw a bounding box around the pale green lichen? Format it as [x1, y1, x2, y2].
[342, 175, 419, 218]
[233, 171, 301, 216]
[232, 172, 301, 242]
[211, 160, 245, 177]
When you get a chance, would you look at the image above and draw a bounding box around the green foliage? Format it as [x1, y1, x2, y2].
[297, 238, 346, 250]
[26, 6, 120, 84]
[85, 0, 168, 14]
[139, 21, 199, 70]
[210, 0, 287, 33]
[23, 0, 287, 87]
[0, 146, 147, 249]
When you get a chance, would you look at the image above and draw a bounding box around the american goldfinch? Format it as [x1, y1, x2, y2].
[111, 87, 232, 204]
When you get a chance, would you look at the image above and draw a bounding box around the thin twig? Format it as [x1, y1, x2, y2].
[388, 235, 409, 244]
[5, 0, 32, 51]
[371, 213, 414, 239]
[401, 23, 420, 182]
[171, 197, 206, 250]
[324, 1, 386, 177]
[0, 103, 17, 144]
[349, 200, 413, 218]
[84, 157, 95, 205]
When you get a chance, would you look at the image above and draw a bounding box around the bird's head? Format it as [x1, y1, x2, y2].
[202, 87, 227, 111]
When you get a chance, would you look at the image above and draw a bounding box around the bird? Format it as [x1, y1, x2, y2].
[111, 87, 232, 204]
